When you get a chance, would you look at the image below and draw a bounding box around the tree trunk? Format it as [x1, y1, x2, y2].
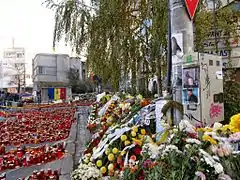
[156, 57, 163, 96]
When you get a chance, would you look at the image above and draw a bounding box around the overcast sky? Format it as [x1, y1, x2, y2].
[0, 0, 72, 72]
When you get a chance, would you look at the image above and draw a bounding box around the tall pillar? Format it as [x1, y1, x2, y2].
[170, 0, 194, 123]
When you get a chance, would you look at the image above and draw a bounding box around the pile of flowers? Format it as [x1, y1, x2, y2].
[83, 95, 151, 155]
[72, 93, 240, 180]
[0, 142, 65, 172]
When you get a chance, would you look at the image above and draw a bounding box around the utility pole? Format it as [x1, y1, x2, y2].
[169, 0, 194, 124]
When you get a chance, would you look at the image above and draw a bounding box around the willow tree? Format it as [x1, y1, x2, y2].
[44, 0, 168, 95]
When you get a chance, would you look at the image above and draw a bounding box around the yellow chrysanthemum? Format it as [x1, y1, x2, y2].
[221, 125, 231, 132]
[202, 134, 217, 145]
[229, 113, 240, 133]
[205, 128, 213, 132]
[196, 127, 213, 132]
[132, 138, 142, 146]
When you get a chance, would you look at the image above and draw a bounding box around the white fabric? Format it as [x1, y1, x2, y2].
[92, 126, 131, 159]
[96, 92, 106, 102]
[98, 95, 120, 116]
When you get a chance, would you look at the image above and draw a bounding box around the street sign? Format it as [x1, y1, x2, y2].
[185, 0, 199, 20]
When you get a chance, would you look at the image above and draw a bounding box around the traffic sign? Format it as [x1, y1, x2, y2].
[185, 0, 199, 20]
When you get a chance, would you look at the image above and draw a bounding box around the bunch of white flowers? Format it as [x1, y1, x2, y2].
[142, 143, 163, 158]
[186, 138, 202, 145]
[199, 149, 224, 174]
[179, 120, 196, 134]
[161, 145, 182, 156]
[71, 162, 102, 180]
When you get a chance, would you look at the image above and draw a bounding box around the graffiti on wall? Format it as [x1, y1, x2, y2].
[209, 103, 223, 120]
[201, 63, 211, 99]
[184, 113, 206, 127]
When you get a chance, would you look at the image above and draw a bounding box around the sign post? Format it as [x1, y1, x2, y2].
[185, 0, 199, 19]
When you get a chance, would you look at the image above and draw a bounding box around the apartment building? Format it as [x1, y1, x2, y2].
[32, 53, 86, 102]
[0, 47, 32, 92]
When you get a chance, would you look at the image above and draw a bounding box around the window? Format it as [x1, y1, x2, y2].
[17, 53, 22, 58]
[209, 60, 213, 66]
[38, 66, 44, 74]
[45, 67, 57, 75]
[216, 61, 220, 66]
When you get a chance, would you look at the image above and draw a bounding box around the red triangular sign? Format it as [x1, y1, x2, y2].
[185, 0, 199, 20]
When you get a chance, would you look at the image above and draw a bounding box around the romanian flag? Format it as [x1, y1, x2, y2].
[48, 88, 54, 100]
[60, 88, 66, 100]
[54, 88, 61, 100]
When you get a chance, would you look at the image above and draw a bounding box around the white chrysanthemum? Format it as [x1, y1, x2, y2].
[186, 138, 202, 145]
[162, 145, 182, 156]
[179, 120, 196, 134]
[213, 122, 223, 131]
[71, 162, 102, 180]
[199, 149, 224, 174]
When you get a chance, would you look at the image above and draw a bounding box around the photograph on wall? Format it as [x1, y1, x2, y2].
[173, 65, 182, 86]
[172, 33, 183, 64]
[183, 67, 199, 88]
[182, 88, 199, 104]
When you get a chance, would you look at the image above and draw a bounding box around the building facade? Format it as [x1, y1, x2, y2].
[0, 47, 32, 92]
[32, 53, 85, 102]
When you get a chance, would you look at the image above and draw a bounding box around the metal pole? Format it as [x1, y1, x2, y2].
[167, 0, 172, 94]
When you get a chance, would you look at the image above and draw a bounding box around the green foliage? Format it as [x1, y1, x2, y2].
[223, 69, 240, 121]
[221, 154, 240, 179]
[195, 1, 238, 52]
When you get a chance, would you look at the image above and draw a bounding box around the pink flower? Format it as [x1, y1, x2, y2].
[218, 174, 232, 180]
[228, 132, 240, 143]
[221, 143, 232, 156]
[217, 148, 224, 157]
[195, 171, 206, 180]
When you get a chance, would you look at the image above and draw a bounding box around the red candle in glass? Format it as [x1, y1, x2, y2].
[47, 169, 52, 177]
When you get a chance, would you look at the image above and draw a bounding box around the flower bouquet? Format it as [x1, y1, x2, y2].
[73, 93, 240, 180]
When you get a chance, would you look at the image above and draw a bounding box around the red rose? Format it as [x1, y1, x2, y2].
[134, 146, 142, 155]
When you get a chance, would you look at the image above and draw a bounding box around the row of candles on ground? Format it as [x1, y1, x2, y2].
[8, 101, 94, 111]
[0, 108, 75, 146]
[0, 169, 60, 180]
[0, 143, 65, 172]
